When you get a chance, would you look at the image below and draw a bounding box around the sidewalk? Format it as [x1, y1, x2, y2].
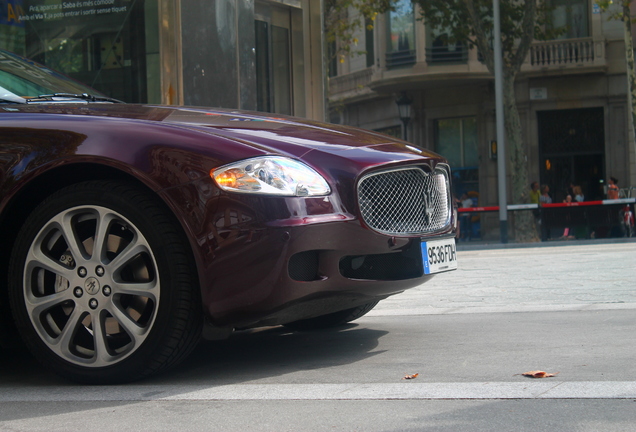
[372, 240, 636, 316]
[456, 236, 636, 251]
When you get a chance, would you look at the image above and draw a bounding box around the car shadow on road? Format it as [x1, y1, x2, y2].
[156, 323, 390, 384]
[0, 323, 389, 386]
[0, 323, 390, 424]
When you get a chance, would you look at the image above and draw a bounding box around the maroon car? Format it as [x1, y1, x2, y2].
[0, 49, 457, 383]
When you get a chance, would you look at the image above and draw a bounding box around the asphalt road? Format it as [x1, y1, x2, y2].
[1, 240, 635, 431]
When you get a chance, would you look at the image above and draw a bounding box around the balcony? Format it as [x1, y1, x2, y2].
[328, 67, 374, 101]
[526, 37, 603, 71]
[329, 37, 607, 100]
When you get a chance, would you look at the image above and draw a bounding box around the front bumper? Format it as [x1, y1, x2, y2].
[200, 218, 455, 329]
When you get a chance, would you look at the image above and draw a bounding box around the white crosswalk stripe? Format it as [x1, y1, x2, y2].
[2, 382, 635, 401]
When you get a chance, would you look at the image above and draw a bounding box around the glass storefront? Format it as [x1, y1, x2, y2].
[538, 107, 605, 202]
[0, 0, 159, 103]
[435, 116, 480, 239]
[255, 1, 303, 116]
[1, 0, 320, 116]
[436, 118, 478, 169]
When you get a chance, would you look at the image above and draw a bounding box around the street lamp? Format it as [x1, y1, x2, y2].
[396, 92, 413, 141]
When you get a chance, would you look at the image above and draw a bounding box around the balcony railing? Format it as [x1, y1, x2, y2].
[426, 44, 467, 64]
[529, 38, 595, 67]
[328, 67, 374, 96]
[386, 49, 416, 69]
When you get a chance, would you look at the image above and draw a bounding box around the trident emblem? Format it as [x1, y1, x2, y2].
[422, 182, 434, 224]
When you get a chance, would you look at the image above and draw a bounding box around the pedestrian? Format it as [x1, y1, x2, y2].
[453, 195, 461, 239]
[530, 181, 541, 227]
[529, 181, 540, 204]
[607, 177, 619, 200]
[561, 195, 574, 239]
[540, 184, 552, 204]
[622, 205, 634, 237]
[459, 193, 473, 241]
[573, 185, 584, 202]
[539, 185, 552, 241]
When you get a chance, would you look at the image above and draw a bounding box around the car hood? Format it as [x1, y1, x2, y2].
[7, 103, 443, 164]
[158, 106, 440, 161]
[161, 106, 390, 147]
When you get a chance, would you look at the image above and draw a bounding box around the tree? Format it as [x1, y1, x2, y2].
[595, 1, 636, 159]
[414, 0, 560, 242]
[324, 0, 396, 68]
[323, 1, 398, 120]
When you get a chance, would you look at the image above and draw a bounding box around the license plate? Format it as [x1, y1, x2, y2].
[421, 238, 458, 274]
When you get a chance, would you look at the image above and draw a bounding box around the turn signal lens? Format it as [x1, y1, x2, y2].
[215, 170, 238, 188]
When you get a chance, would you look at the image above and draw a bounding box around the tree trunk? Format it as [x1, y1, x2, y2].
[503, 73, 539, 242]
[622, 3, 636, 153]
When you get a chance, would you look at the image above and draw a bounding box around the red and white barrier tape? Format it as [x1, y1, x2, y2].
[457, 197, 636, 213]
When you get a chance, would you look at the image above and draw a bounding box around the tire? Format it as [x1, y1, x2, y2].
[283, 301, 379, 331]
[8, 181, 202, 384]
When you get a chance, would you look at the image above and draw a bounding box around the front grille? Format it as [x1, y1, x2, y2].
[358, 165, 451, 235]
[288, 250, 320, 281]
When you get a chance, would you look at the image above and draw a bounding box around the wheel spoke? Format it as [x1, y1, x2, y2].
[25, 290, 74, 316]
[92, 211, 118, 263]
[55, 307, 84, 357]
[115, 281, 158, 301]
[108, 241, 149, 274]
[57, 210, 89, 262]
[26, 247, 74, 281]
[91, 311, 114, 364]
[107, 303, 148, 338]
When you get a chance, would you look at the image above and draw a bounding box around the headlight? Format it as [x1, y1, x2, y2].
[211, 156, 331, 196]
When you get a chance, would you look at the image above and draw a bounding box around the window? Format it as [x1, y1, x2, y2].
[550, 0, 589, 39]
[426, 28, 466, 64]
[436, 117, 478, 168]
[327, 39, 338, 77]
[0, 0, 158, 103]
[435, 117, 479, 197]
[254, 3, 297, 115]
[436, 116, 479, 239]
[386, 0, 415, 68]
[254, 20, 292, 115]
[365, 19, 374, 68]
[255, 20, 272, 112]
[271, 25, 292, 115]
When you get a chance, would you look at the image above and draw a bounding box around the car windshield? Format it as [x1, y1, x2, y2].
[0, 49, 102, 103]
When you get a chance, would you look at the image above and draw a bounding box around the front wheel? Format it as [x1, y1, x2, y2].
[8, 181, 202, 384]
[283, 301, 379, 331]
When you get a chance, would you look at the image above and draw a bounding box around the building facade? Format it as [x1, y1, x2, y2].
[0, 0, 325, 119]
[329, 0, 636, 240]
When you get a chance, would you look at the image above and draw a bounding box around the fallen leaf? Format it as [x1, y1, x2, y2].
[522, 370, 559, 378]
[402, 373, 419, 380]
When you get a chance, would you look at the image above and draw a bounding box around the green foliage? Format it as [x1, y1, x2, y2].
[594, 0, 633, 21]
[414, 0, 563, 73]
[595, 1, 636, 147]
[413, 0, 564, 240]
[324, 0, 397, 64]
